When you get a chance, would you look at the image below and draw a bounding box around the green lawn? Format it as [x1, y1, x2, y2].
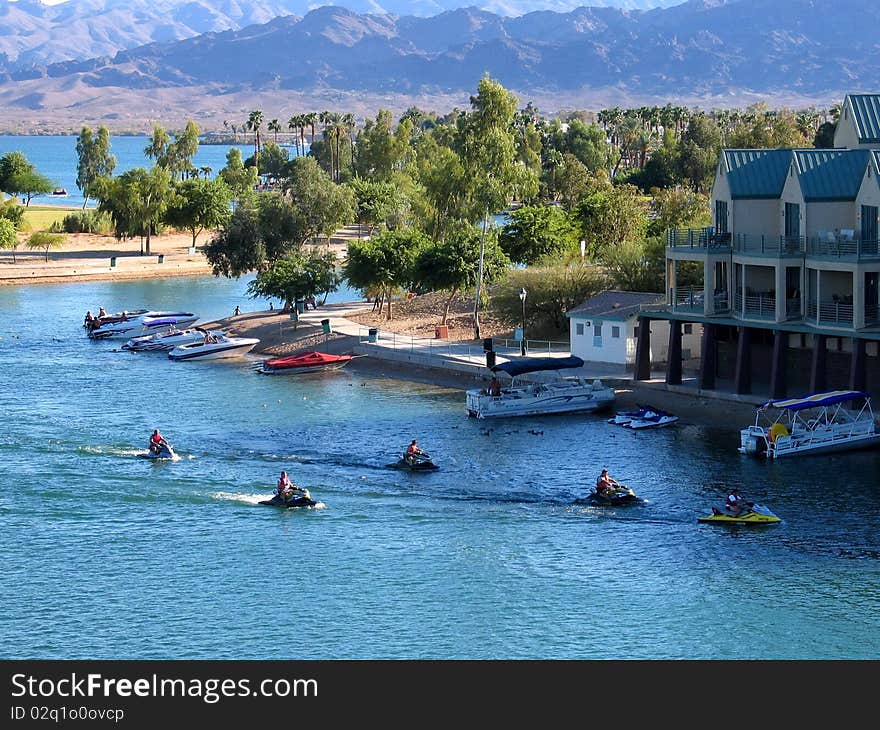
[20, 205, 80, 232]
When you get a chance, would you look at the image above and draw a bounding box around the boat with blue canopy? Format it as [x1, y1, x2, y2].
[465, 355, 616, 419]
[739, 390, 880, 458]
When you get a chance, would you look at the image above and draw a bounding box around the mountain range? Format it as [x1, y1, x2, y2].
[0, 1, 684, 67]
[0, 0, 876, 130]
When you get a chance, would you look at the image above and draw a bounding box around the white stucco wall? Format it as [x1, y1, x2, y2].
[731, 199, 779, 237]
[805, 200, 857, 239]
[569, 316, 632, 364]
[833, 100, 860, 150]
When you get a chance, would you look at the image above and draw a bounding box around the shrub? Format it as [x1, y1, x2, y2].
[59, 210, 113, 234]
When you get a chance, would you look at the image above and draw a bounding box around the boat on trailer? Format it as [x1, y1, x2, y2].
[739, 390, 880, 459]
[465, 355, 616, 419]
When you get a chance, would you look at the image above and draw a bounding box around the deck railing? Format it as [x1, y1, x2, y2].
[733, 292, 777, 319]
[866, 303, 880, 326]
[357, 328, 570, 359]
[806, 300, 854, 326]
[666, 228, 732, 250]
[807, 237, 880, 260]
[733, 234, 805, 255]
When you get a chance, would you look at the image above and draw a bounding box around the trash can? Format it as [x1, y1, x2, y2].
[109, 256, 116, 268]
[157, 254, 164, 263]
[295, 300, 305, 314]
[483, 337, 493, 352]
[321, 318, 332, 335]
[486, 350, 496, 369]
[368, 328, 378, 343]
[435, 325, 449, 339]
[289, 310, 299, 322]
[188, 246, 196, 255]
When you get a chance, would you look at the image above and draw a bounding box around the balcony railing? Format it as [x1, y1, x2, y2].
[669, 287, 730, 314]
[807, 236, 880, 260]
[667, 228, 732, 250]
[733, 292, 777, 320]
[806, 300, 854, 326]
[733, 234, 805, 255]
[866, 303, 880, 326]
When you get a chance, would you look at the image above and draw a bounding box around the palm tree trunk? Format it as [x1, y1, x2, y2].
[385, 286, 393, 321]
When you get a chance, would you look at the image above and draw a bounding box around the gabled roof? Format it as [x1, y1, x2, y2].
[793, 149, 870, 201]
[723, 149, 792, 199]
[846, 94, 880, 144]
[567, 290, 663, 321]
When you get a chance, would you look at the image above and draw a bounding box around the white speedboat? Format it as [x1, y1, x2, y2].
[123, 327, 225, 352]
[739, 390, 880, 459]
[465, 356, 616, 419]
[168, 334, 260, 361]
[624, 409, 679, 430]
[88, 311, 199, 339]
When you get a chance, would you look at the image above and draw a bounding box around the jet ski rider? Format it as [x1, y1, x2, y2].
[277, 471, 305, 502]
[405, 439, 425, 464]
[596, 469, 620, 495]
[149, 429, 167, 454]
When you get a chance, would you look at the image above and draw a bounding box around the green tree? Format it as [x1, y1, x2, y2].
[165, 178, 233, 249]
[0, 195, 24, 229]
[498, 205, 579, 265]
[344, 228, 427, 320]
[219, 148, 258, 208]
[26, 231, 64, 262]
[94, 167, 172, 255]
[76, 126, 116, 209]
[353, 109, 411, 180]
[814, 121, 836, 148]
[0, 217, 18, 262]
[456, 75, 538, 337]
[0, 152, 54, 206]
[347, 176, 402, 235]
[600, 237, 665, 293]
[575, 177, 649, 259]
[282, 156, 355, 245]
[677, 114, 722, 193]
[144, 124, 170, 165]
[246, 248, 341, 309]
[648, 187, 710, 237]
[413, 222, 509, 325]
[256, 142, 289, 179]
[204, 205, 265, 278]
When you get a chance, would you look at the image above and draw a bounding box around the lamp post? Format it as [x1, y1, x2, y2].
[519, 287, 527, 356]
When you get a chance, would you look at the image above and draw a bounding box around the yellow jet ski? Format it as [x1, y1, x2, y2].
[698, 504, 781, 525]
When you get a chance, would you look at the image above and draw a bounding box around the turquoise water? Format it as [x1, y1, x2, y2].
[2, 276, 880, 659]
[0, 135, 304, 209]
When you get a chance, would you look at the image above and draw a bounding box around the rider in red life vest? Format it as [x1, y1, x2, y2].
[405, 439, 425, 464]
[150, 429, 165, 454]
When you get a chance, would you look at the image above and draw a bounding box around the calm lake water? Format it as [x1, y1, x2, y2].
[2, 281, 880, 660]
[0, 134, 304, 208]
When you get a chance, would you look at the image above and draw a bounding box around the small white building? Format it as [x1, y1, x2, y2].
[568, 290, 702, 366]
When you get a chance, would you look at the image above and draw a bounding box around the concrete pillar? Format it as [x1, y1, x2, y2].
[668, 260, 677, 309]
[634, 316, 652, 381]
[850, 338, 867, 392]
[810, 334, 827, 393]
[734, 326, 752, 394]
[666, 320, 683, 385]
[853, 271, 865, 330]
[704, 258, 713, 315]
[699, 323, 716, 390]
[774, 264, 786, 322]
[770, 330, 787, 399]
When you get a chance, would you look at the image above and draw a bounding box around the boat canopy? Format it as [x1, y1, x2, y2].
[760, 390, 870, 411]
[491, 355, 585, 378]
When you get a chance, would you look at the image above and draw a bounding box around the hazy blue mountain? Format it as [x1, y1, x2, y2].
[0, 1, 686, 66]
[7, 0, 875, 100]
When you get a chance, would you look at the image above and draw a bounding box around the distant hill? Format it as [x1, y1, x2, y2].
[0, 0, 875, 130]
[0, 1, 686, 67]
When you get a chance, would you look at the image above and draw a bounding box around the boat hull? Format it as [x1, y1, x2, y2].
[466, 379, 615, 419]
[259, 351, 354, 374]
[168, 338, 259, 361]
[739, 427, 880, 458]
[698, 506, 780, 525]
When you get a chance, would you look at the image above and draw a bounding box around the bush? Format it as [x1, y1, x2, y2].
[58, 210, 113, 234]
[491, 264, 609, 338]
[0, 197, 24, 228]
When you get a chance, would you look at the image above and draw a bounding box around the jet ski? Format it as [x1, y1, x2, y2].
[698, 504, 781, 525]
[386, 454, 440, 471]
[138, 442, 176, 460]
[580, 485, 640, 506]
[259, 488, 317, 508]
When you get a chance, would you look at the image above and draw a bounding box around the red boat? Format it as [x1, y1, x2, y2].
[259, 350, 355, 374]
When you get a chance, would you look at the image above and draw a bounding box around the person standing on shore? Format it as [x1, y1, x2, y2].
[233, 305, 241, 316]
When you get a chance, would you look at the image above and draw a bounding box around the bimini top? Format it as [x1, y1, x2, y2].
[759, 390, 870, 411]
[491, 355, 585, 378]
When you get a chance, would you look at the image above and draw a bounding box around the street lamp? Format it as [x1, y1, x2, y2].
[519, 287, 527, 356]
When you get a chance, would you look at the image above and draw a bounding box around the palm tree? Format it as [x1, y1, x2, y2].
[288, 116, 301, 157]
[342, 112, 356, 173]
[268, 118, 281, 144]
[200, 166, 212, 179]
[304, 112, 318, 153]
[230, 123, 238, 143]
[247, 110, 264, 168]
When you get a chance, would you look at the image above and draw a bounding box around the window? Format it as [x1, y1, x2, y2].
[683, 324, 693, 335]
[576, 323, 584, 336]
[634, 326, 640, 338]
[593, 323, 602, 337]
[714, 200, 728, 234]
[611, 326, 620, 338]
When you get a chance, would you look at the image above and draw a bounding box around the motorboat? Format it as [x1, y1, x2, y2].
[624, 410, 679, 430]
[698, 504, 781, 525]
[123, 327, 225, 352]
[581, 485, 640, 506]
[466, 356, 615, 419]
[259, 488, 318, 508]
[259, 350, 356, 374]
[168, 334, 260, 361]
[84, 309, 148, 329]
[609, 404, 678, 428]
[386, 454, 440, 471]
[137, 441, 176, 460]
[88, 311, 199, 339]
[739, 390, 880, 459]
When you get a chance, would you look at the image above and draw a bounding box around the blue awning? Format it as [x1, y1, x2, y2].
[491, 355, 585, 377]
[760, 390, 870, 411]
